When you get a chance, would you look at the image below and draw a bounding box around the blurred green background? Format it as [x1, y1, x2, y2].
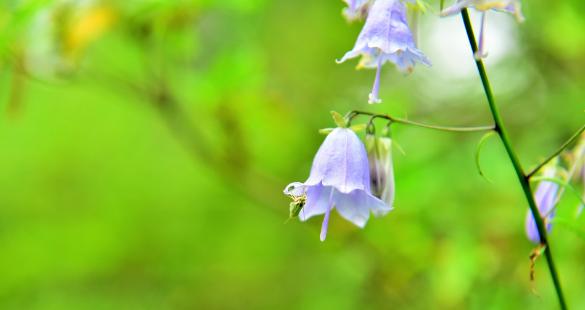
[0, 0, 584, 309]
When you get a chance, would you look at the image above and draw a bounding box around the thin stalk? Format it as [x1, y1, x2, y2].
[461, 9, 567, 309]
[526, 125, 585, 179]
[348, 110, 494, 133]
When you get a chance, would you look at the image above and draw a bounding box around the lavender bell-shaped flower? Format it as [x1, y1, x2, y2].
[441, 0, 524, 59]
[337, 0, 431, 104]
[365, 128, 395, 208]
[525, 166, 560, 244]
[284, 127, 392, 241]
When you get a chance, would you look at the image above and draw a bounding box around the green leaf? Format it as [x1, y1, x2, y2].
[350, 123, 366, 133]
[318, 128, 334, 135]
[392, 138, 406, 156]
[330, 111, 347, 128]
[475, 131, 496, 182]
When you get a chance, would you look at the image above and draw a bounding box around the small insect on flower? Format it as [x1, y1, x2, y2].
[289, 195, 307, 219]
[284, 182, 307, 222]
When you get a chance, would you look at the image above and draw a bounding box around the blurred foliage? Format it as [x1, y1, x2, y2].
[0, 0, 584, 309]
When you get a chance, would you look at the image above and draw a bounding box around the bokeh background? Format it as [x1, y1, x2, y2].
[0, 0, 584, 308]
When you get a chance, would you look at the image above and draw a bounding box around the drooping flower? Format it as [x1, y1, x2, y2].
[525, 166, 560, 244]
[337, 0, 431, 104]
[365, 128, 395, 208]
[284, 127, 392, 241]
[441, 0, 524, 59]
[342, 0, 373, 21]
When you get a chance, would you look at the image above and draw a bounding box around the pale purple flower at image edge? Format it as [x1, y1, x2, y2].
[525, 167, 560, 244]
[337, 0, 431, 104]
[441, 0, 524, 20]
[284, 128, 392, 241]
[441, 0, 524, 59]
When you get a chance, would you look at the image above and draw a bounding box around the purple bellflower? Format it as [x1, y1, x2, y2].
[284, 128, 392, 241]
[337, 0, 431, 104]
[365, 130, 395, 208]
[441, 0, 524, 60]
[525, 166, 560, 244]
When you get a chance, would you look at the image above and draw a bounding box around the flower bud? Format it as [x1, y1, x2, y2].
[365, 128, 395, 209]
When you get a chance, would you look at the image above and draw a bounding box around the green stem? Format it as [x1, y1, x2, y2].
[461, 9, 567, 309]
[348, 110, 494, 133]
[526, 125, 585, 179]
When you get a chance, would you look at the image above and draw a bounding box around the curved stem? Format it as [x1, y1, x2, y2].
[348, 110, 494, 133]
[393, 117, 494, 132]
[526, 125, 585, 179]
[461, 9, 567, 309]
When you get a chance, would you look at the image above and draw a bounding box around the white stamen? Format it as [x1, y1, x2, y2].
[474, 12, 488, 60]
[319, 189, 335, 241]
[368, 59, 383, 104]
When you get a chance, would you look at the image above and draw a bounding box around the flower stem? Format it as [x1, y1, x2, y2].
[526, 125, 585, 179]
[348, 110, 494, 133]
[461, 9, 567, 309]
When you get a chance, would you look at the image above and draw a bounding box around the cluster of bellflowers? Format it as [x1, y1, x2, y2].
[526, 135, 585, 244]
[284, 0, 531, 241]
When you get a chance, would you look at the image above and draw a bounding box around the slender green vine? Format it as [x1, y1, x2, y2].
[347, 110, 495, 133]
[461, 9, 567, 309]
[526, 125, 585, 179]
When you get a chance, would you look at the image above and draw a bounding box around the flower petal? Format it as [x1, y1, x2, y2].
[298, 184, 333, 221]
[305, 128, 371, 193]
[334, 191, 370, 228]
[283, 182, 305, 196]
[334, 190, 391, 228]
